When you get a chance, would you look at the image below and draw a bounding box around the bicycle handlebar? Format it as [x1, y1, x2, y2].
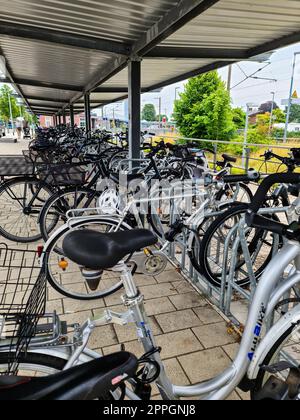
[249, 173, 300, 214]
[245, 173, 300, 240]
[223, 172, 260, 184]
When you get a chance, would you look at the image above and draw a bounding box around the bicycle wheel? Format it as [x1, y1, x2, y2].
[44, 218, 131, 300]
[0, 352, 66, 377]
[0, 177, 54, 243]
[0, 351, 123, 400]
[39, 187, 100, 242]
[198, 204, 277, 288]
[252, 322, 300, 400]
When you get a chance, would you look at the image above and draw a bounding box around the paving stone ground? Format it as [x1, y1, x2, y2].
[0, 141, 249, 400]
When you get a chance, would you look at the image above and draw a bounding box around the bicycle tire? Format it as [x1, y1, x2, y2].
[251, 321, 300, 400]
[44, 217, 131, 300]
[0, 176, 54, 243]
[39, 186, 100, 242]
[198, 204, 277, 288]
[215, 182, 253, 204]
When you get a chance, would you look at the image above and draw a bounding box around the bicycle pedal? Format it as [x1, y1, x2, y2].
[261, 361, 299, 374]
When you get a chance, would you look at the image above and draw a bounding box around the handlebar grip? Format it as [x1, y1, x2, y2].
[223, 173, 260, 184]
[249, 173, 300, 213]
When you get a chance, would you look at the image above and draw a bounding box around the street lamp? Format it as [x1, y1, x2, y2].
[269, 92, 275, 137]
[284, 52, 300, 142]
[154, 97, 162, 124]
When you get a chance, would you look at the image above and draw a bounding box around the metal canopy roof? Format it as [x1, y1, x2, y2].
[1, 0, 300, 116]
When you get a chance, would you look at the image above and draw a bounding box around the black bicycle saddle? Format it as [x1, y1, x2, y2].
[62, 229, 158, 270]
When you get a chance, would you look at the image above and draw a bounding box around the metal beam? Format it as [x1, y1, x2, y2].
[93, 87, 129, 93]
[31, 104, 60, 110]
[146, 47, 247, 61]
[128, 61, 141, 162]
[63, 0, 220, 112]
[247, 29, 300, 58]
[70, 104, 75, 129]
[63, 57, 128, 109]
[27, 96, 69, 103]
[95, 60, 232, 110]
[84, 93, 91, 136]
[132, 0, 221, 56]
[144, 60, 234, 92]
[0, 21, 131, 56]
[14, 79, 83, 92]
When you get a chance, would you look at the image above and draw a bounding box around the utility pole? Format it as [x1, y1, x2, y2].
[284, 52, 300, 142]
[227, 65, 233, 91]
[7, 90, 13, 135]
[243, 103, 258, 168]
[269, 91, 275, 137]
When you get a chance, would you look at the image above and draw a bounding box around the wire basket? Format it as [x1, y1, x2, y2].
[36, 162, 88, 186]
[0, 244, 47, 374]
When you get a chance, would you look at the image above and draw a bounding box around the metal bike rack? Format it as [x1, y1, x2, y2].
[164, 203, 292, 328]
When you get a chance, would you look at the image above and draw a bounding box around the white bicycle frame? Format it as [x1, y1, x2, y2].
[34, 237, 300, 400]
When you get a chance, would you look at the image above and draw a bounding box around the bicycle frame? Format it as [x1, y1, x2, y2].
[23, 238, 300, 400]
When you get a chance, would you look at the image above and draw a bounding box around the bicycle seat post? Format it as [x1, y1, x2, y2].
[119, 262, 138, 299]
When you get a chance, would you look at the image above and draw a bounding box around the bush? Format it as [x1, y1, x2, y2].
[224, 129, 270, 155]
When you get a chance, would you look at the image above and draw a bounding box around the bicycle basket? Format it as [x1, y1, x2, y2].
[0, 244, 47, 374]
[37, 163, 88, 186]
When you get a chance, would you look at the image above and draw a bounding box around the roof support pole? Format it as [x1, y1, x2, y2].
[70, 104, 75, 130]
[84, 93, 92, 138]
[53, 115, 58, 127]
[128, 60, 141, 165]
[62, 111, 67, 125]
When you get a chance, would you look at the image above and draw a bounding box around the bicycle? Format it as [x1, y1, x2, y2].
[41, 170, 259, 300]
[1, 174, 300, 399]
[198, 150, 300, 288]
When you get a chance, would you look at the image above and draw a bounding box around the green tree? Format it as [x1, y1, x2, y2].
[24, 112, 39, 125]
[174, 71, 235, 142]
[289, 104, 300, 123]
[272, 108, 285, 123]
[232, 107, 246, 129]
[0, 84, 19, 123]
[142, 104, 156, 122]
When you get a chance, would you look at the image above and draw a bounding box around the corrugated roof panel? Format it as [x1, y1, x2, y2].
[100, 59, 216, 90]
[20, 86, 75, 101]
[0, 37, 112, 86]
[1, 0, 300, 114]
[161, 0, 300, 49]
[90, 92, 126, 101]
[0, 0, 178, 42]
[141, 59, 216, 87]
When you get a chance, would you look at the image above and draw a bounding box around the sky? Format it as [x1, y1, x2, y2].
[3, 41, 300, 120]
